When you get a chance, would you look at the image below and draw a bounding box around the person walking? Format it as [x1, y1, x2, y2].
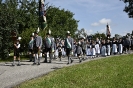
[76, 41, 83, 63]
[112, 37, 118, 55]
[101, 39, 107, 57]
[64, 31, 74, 64]
[12, 39, 21, 66]
[95, 38, 100, 57]
[118, 38, 123, 54]
[28, 35, 34, 62]
[43, 31, 54, 63]
[81, 37, 87, 60]
[33, 31, 42, 65]
[106, 38, 111, 56]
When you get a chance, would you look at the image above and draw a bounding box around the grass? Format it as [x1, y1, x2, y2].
[15, 54, 133, 88]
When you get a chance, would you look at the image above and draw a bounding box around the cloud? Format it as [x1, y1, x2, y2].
[91, 18, 111, 26]
[91, 22, 99, 26]
[99, 28, 106, 33]
[121, 30, 131, 36]
[99, 18, 111, 24]
[84, 29, 93, 35]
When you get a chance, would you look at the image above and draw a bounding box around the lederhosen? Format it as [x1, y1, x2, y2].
[58, 46, 62, 58]
[76, 45, 82, 57]
[33, 37, 38, 54]
[14, 43, 20, 57]
[43, 37, 52, 54]
[81, 41, 86, 55]
[65, 38, 72, 56]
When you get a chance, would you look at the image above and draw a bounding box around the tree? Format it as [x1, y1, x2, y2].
[0, 0, 19, 59]
[75, 28, 88, 39]
[120, 0, 133, 18]
[0, 0, 79, 59]
[17, 0, 38, 34]
[114, 34, 122, 39]
[46, 7, 79, 38]
[93, 32, 106, 40]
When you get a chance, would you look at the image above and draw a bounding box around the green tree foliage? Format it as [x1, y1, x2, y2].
[0, 0, 38, 59]
[0, 0, 18, 59]
[0, 0, 78, 59]
[17, 0, 38, 34]
[46, 7, 78, 38]
[75, 28, 88, 39]
[93, 32, 106, 40]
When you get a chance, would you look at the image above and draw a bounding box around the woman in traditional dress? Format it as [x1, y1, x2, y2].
[118, 38, 123, 54]
[91, 41, 96, 58]
[112, 37, 118, 55]
[95, 37, 101, 57]
[101, 39, 107, 57]
[106, 38, 111, 56]
[86, 42, 92, 57]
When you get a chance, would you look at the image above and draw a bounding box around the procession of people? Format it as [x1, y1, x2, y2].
[12, 29, 133, 66]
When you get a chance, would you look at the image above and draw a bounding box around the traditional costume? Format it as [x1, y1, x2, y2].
[101, 40, 107, 57]
[106, 39, 111, 56]
[118, 39, 123, 54]
[112, 39, 118, 55]
[95, 42, 100, 57]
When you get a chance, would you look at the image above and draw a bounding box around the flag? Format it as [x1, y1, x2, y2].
[39, 0, 47, 30]
[106, 23, 111, 38]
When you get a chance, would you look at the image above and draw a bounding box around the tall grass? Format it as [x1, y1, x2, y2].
[15, 54, 133, 88]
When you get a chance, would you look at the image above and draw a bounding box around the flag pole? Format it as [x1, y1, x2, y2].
[38, 0, 47, 31]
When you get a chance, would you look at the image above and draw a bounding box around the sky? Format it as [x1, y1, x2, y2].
[45, 0, 133, 37]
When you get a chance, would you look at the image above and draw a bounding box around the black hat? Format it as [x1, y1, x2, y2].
[46, 32, 50, 35]
[34, 31, 38, 34]
[46, 30, 51, 35]
[30, 35, 33, 37]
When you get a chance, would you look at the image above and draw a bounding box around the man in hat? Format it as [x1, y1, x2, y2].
[33, 31, 42, 65]
[64, 31, 74, 64]
[81, 37, 87, 60]
[43, 31, 54, 63]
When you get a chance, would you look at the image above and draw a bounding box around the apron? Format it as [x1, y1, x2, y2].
[101, 46, 106, 56]
[95, 44, 100, 54]
[118, 44, 123, 54]
[112, 44, 117, 54]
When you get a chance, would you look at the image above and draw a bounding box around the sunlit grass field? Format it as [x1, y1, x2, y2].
[15, 54, 133, 88]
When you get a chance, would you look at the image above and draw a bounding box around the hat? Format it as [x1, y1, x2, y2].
[34, 31, 38, 34]
[30, 35, 33, 37]
[18, 37, 21, 40]
[46, 29, 51, 35]
[67, 31, 70, 34]
[66, 31, 71, 36]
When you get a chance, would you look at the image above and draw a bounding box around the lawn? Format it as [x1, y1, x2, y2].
[15, 54, 133, 88]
